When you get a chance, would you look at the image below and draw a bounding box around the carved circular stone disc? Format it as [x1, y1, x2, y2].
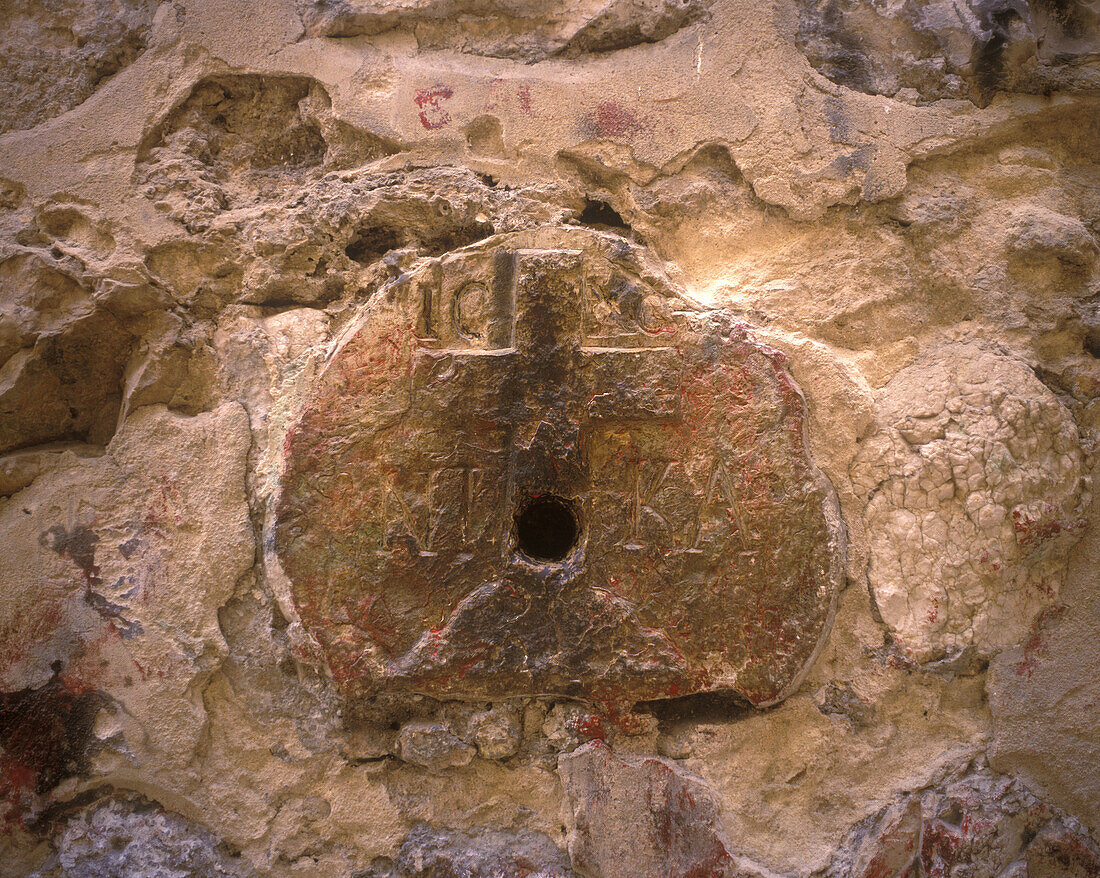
[274, 233, 843, 708]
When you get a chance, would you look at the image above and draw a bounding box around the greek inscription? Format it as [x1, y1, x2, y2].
[275, 240, 842, 709]
[384, 467, 493, 553]
[415, 85, 453, 130]
[623, 459, 677, 549]
[691, 460, 747, 550]
[453, 282, 490, 341]
[382, 480, 425, 552]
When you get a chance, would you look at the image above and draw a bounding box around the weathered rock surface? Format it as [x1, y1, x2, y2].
[388, 822, 574, 877]
[826, 762, 1100, 878]
[0, 0, 161, 135]
[29, 796, 249, 878]
[0, 404, 253, 832]
[0, 254, 133, 454]
[396, 722, 476, 770]
[559, 742, 731, 878]
[559, 741, 782, 878]
[797, 0, 1100, 105]
[987, 461, 1100, 836]
[137, 73, 401, 230]
[0, 0, 1097, 875]
[297, 0, 710, 60]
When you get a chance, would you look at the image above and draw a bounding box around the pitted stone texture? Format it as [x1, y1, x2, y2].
[30, 796, 249, 878]
[797, 0, 1100, 106]
[397, 721, 476, 770]
[466, 704, 522, 760]
[826, 765, 1100, 878]
[0, 0, 160, 135]
[988, 469, 1100, 836]
[1005, 206, 1100, 270]
[137, 166, 563, 312]
[274, 233, 843, 709]
[851, 345, 1087, 664]
[391, 823, 574, 878]
[0, 253, 133, 454]
[136, 74, 399, 231]
[297, 0, 709, 60]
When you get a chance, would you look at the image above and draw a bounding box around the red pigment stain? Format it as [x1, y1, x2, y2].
[58, 624, 144, 693]
[143, 476, 184, 539]
[588, 693, 651, 736]
[921, 818, 964, 878]
[517, 84, 533, 115]
[978, 549, 1005, 573]
[860, 825, 919, 878]
[1012, 504, 1084, 550]
[681, 851, 730, 878]
[483, 78, 504, 112]
[0, 679, 103, 830]
[1014, 604, 1066, 678]
[571, 712, 606, 741]
[886, 648, 919, 671]
[0, 602, 63, 685]
[415, 85, 454, 130]
[585, 100, 650, 140]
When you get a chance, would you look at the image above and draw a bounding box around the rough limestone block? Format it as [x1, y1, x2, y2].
[0, 0, 1097, 871]
[396, 721, 476, 770]
[392, 822, 574, 877]
[559, 741, 779, 878]
[28, 796, 247, 878]
[296, 0, 710, 60]
[0, 404, 254, 826]
[826, 765, 1100, 878]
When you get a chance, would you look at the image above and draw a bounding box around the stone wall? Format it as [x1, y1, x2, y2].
[0, 1, 1098, 876]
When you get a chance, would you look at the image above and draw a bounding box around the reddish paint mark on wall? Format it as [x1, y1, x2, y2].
[517, 84, 533, 115]
[584, 100, 650, 140]
[415, 85, 454, 130]
[921, 818, 964, 878]
[482, 80, 535, 116]
[143, 476, 184, 538]
[1011, 504, 1084, 550]
[483, 78, 504, 112]
[1014, 604, 1065, 678]
[859, 813, 920, 878]
[571, 712, 606, 742]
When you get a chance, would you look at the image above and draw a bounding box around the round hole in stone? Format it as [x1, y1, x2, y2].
[515, 495, 579, 562]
